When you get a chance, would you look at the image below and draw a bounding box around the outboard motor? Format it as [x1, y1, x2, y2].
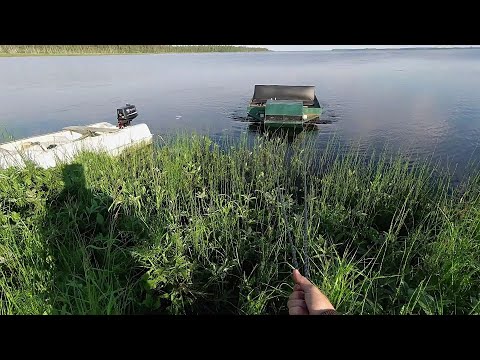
[117, 104, 138, 128]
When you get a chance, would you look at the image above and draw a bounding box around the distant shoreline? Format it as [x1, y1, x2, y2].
[330, 46, 479, 51]
[0, 45, 269, 57]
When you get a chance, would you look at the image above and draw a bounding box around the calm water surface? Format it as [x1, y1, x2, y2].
[1, 49, 480, 177]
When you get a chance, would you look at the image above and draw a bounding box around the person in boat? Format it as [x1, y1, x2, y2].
[288, 269, 340, 315]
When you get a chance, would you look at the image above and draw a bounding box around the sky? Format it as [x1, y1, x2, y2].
[255, 45, 479, 51]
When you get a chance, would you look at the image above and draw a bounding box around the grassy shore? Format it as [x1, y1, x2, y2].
[1, 133, 479, 315]
[0, 45, 269, 57]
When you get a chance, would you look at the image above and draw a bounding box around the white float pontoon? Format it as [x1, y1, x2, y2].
[0, 104, 153, 169]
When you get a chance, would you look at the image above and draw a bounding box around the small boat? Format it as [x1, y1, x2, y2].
[0, 104, 153, 169]
[247, 85, 323, 129]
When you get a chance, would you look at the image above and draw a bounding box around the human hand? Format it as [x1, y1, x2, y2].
[288, 269, 336, 315]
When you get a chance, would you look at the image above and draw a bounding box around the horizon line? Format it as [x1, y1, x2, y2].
[250, 45, 480, 51]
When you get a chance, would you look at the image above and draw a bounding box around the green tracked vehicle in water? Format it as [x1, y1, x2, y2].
[247, 85, 323, 129]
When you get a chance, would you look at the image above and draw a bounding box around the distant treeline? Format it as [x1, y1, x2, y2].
[0, 45, 269, 56]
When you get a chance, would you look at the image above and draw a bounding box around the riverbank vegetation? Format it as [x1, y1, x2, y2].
[1, 133, 479, 314]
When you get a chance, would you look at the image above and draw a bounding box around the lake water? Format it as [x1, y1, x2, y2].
[1, 49, 480, 177]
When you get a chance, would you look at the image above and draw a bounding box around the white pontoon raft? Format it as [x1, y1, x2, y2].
[0, 104, 153, 169]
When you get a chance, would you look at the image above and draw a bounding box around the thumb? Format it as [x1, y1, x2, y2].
[293, 269, 314, 291]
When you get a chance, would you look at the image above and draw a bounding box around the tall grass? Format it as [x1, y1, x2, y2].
[0, 45, 268, 57]
[1, 133, 479, 314]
